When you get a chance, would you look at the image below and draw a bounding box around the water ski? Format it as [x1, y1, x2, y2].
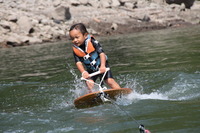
[74, 88, 132, 109]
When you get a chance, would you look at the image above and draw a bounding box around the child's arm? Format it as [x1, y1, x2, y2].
[99, 53, 107, 73]
[76, 61, 89, 79]
[91, 38, 107, 74]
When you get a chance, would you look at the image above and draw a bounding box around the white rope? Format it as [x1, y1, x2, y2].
[99, 69, 108, 91]
[81, 68, 110, 90]
[81, 77, 100, 87]
[81, 68, 109, 88]
[81, 68, 110, 102]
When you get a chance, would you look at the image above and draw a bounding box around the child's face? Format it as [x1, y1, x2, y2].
[69, 29, 87, 47]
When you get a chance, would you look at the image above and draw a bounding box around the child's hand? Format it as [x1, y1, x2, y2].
[99, 66, 107, 73]
[82, 71, 89, 79]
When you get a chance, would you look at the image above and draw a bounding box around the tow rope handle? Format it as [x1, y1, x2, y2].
[80, 68, 110, 102]
[81, 68, 110, 80]
[80, 67, 110, 89]
[139, 124, 145, 133]
[139, 124, 151, 133]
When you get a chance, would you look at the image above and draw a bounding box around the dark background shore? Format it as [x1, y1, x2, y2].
[0, 0, 199, 48]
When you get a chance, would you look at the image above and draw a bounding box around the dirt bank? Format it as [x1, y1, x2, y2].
[0, 0, 200, 48]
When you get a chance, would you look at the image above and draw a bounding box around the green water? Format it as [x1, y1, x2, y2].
[0, 25, 200, 133]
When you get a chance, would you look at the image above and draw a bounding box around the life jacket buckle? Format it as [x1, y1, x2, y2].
[90, 60, 96, 66]
[83, 54, 90, 60]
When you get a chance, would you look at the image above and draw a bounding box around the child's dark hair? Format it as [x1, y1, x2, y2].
[69, 23, 88, 35]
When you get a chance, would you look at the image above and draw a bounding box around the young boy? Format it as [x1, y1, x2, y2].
[69, 23, 120, 93]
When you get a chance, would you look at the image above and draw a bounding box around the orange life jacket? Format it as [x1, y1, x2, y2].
[72, 37, 95, 57]
[72, 35, 101, 71]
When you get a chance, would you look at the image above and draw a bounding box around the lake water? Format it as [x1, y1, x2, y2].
[0, 25, 200, 133]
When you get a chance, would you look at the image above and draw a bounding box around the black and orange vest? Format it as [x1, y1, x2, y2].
[72, 35, 101, 71]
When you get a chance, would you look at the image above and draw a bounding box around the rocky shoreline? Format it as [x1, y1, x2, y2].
[0, 0, 200, 48]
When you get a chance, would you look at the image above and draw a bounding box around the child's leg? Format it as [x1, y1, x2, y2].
[86, 79, 95, 93]
[105, 78, 121, 89]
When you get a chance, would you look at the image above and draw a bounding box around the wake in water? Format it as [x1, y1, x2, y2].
[65, 64, 200, 108]
[116, 71, 200, 105]
[160, 72, 200, 101]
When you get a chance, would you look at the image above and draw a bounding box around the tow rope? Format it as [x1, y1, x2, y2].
[99, 92, 151, 133]
[81, 68, 151, 133]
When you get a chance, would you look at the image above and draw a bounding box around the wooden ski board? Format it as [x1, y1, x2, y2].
[74, 88, 132, 109]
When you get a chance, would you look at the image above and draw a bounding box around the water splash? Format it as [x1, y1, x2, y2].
[118, 73, 144, 94]
[128, 91, 169, 100]
[65, 67, 200, 108]
[115, 90, 169, 106]
[161, 72, 200, 100]
[118, 72, 200, 104]
[67, 64, 87, 98]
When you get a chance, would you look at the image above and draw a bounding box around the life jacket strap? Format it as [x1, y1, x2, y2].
[83, 54, 90, 60]
[90, 60, 96, 66]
